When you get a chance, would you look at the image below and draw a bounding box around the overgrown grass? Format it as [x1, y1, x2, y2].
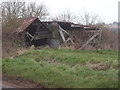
[2, 47, 118, 88]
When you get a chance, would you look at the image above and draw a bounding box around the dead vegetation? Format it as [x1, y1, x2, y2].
[101, 26, 118, 50]
[86, 61, 110, 71]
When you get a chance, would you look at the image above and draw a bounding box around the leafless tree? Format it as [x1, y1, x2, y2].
[2, 0, 49, 25]
[2, 1, 25, 24]
[77, 11, 101, 25]
[1, 0, 49, 33]
[25, 2, 49, 20]
[52, 10, 76, 22]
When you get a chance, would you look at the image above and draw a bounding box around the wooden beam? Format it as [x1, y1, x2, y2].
[58, 29, 68, 47]
[26, 32, 34, 41]
[66, 37, 74, 44]
[79, 30, 101, 50]
[58, 25, 70, 35]
[58, 25, 75, 47]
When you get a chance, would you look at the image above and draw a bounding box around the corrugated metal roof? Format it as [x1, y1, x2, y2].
[17, 17, 38, 32]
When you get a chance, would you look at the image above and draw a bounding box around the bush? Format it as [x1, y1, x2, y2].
[2, 19, 27, 58]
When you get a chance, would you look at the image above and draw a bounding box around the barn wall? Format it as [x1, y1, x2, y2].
[66, 30, 101, 49]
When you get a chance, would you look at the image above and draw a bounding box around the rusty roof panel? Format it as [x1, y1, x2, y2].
[17, 17, 38, 32]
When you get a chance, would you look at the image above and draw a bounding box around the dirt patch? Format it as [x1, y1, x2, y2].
[2, 74, 44, 88]
[86, 61, 110, 71]
[88, 60, 100, 64]
[35, 58, 56, 63]
[9, 48, 28, 59]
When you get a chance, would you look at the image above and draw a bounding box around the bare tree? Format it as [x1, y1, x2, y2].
[1, 0, 26, 36]
[52, 10, 76, 22]
[25, 2, 49, 20]
[1, 0, 49, 33]
[2, 1, 49, 25]
[1, 1, 25, 58]
[2, 1, 25, 25]
[78, 11, 101, 25]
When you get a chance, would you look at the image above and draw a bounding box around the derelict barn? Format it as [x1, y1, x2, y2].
[16, 18, 53, 46]
[16, 17, 102, 50]
[56, 22, 102, 49]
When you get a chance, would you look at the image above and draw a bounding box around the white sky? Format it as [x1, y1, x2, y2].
[1, 0, 119, 23]
[26, 0, 119, 24]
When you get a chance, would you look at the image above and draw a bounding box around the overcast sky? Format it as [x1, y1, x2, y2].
[26, 0, 119, 24]
[1, 0, 119, 24]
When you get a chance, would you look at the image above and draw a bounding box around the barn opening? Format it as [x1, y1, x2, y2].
[17, 18, 49, 47]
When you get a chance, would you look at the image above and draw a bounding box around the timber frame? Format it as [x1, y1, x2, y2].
[16, 18, 102, 50]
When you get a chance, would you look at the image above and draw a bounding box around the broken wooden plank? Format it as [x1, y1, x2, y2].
[66, 37, 74, 44]
[58, 25, 75, 47]
[26, 32, 35, 41]
[58, 25, 70, 35]
[79, 30, 101, 50]
[58, 29, 68, 47]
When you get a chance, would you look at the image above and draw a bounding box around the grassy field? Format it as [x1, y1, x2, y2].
[2, 47, 118, 88]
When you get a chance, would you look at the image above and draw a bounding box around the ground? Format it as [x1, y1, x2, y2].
[2, 47, 118, 88]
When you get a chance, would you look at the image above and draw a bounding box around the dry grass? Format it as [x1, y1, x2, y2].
[101, 27, 118, 50]
[2, 19, 26, 58]
[86, 61, 110, 71]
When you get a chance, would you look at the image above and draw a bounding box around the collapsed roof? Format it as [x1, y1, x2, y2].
[16, 17, 38, 32]
[16, 17, 99, 33]
[15, 17, 101, 50]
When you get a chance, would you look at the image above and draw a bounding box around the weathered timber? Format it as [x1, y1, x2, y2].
[79, 30, 101, 50]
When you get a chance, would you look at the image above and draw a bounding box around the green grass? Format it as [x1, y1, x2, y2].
[2, 47, 118, 88]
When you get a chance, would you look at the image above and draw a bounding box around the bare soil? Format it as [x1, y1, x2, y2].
[2, 74, 44, 88]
